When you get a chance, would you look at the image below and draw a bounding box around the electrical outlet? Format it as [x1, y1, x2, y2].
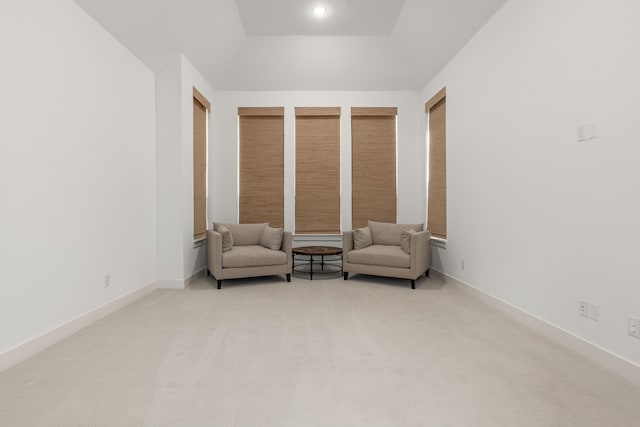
[578, 301, 588, 317]
[461, 260, 465, 270]
[577, 123, 597, 142]
[628, 316, 640, 338]
[588, 304, 599, 321]
[104, 274, 110, 288]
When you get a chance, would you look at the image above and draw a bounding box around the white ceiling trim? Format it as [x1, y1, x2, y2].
[73, 0, 508, 91]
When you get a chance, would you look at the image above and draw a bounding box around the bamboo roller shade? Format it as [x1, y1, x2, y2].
[238, 107, 284, 117]
[295, 107, 341, 234]
[427, 95, 446, 239]
[351, 107, 397, 229]
[193, 95, 208, 240]
[238, 107, 284, 228]
[193, 87, 210, 110]
[425, 87, 445, 111]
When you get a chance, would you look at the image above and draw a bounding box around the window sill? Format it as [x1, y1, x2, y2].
[293, 233, 343, 238]
[193, 237, 206, 248]
[430, 237, 447, 249]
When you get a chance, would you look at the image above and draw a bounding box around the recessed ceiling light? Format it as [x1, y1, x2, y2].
[313, 6, 327, 16]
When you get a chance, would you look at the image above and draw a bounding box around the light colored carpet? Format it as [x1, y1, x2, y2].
[1, 274, 639, 426]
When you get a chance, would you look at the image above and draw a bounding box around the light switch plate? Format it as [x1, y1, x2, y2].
[628, 316, 640, 338]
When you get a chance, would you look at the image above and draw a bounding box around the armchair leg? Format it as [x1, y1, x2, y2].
[286, 273, 291, 282]
[343, 272, 349, 280]
[425, 269, 430, 277]
[410, 279, 416, 289]
[217, 280, 222, 290]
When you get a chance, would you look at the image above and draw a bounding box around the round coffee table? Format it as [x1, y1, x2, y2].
[292, 246, 343, 280]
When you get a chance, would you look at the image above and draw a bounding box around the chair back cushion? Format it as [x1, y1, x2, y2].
[216, 223, 267, 246]
[368, 221, 424, 246]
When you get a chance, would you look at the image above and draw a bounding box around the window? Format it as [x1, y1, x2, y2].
[295, 107, 341, 234]
[193, 87, 210, 241]
[426, 88, 446, 239]
[238, 107, 285, 227]
[351, 107, 397, 229]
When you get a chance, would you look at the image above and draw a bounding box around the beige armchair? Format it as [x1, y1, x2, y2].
[207, 223, 292, 289]
[343, 221, 431, 289]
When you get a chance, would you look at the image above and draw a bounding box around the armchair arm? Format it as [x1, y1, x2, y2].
[343, 230, 354, 254]
[206, 229, 223, 279]
[410, 230, 431, 275]
[281, 231, 292, 272]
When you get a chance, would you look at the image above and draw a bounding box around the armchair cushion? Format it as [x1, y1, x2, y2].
[214, 224, 234, 252]
[368, 221, 424, 246]
[353, 226, 372, 249]
[222, 245, 288, 268]
[347, 245, 411, 269]
[260, 226, 284, 250]
[400, 229, 417, 254]
[216, 222, 267, 246]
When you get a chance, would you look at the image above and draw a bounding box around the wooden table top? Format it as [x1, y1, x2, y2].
[292, 246, 342, 256]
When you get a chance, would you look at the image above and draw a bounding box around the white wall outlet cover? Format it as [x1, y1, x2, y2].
[577, 123, 597, 142]
[628, 316, 640, 338]
[578, 301, 588, 317]
[584, 123, 597, 140]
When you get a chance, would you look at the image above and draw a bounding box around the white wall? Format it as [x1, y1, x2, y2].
[0, 1, 157, 353]
[423, 0, 640, 365]
[180, 56, 215, 280]
[156, 54, 214, 287]
[156, 55, 183, 287]
[210, 91, 425, 244]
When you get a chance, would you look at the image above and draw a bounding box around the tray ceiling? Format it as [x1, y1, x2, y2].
[73, 0, 508, 90]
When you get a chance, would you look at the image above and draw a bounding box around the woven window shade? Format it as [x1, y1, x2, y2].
[295, 107, 341, 234]
[351, 107, 397, 229]
[193, 88, 209, 240]
[238, 107, 284, 228]
[426, 89, 446, 239]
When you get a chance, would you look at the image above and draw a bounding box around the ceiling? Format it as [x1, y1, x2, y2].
[235, 0, 406, 36]
[73, 0, 507, 91]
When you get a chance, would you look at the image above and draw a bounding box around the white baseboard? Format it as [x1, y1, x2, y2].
[432, 269, 640, 387]
[0, 281, 158, 373]
[157, 279, 186, 289]
[158, 268, 207, 289]
[186, 268, 206, 286]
